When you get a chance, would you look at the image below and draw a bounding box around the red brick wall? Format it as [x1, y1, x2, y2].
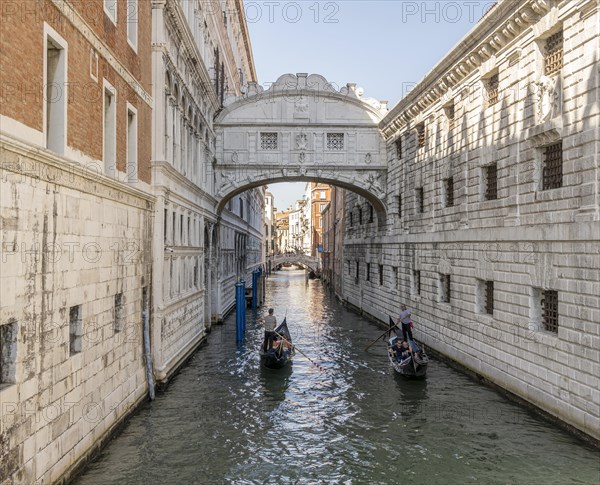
[0, 0, 152, 184]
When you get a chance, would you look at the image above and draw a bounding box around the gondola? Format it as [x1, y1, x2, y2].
[260, 317, 295, 369]
[387, 316, 429, 378]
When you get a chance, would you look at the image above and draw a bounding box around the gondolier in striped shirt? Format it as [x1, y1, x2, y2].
[262, 308, 277, 352]
[397, 304, 414, 342]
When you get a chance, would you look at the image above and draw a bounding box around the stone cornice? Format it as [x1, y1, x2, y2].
[1, 133, 155, 209]
[50, 0, 152, 107]
[380, 0, 558, 140]
[153, 159, 218, 205]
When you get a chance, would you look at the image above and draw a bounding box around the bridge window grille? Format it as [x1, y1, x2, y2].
[542, 141, 563, 190]
[379, 265, 384, 286]
[416, 123, 425, 148]
[366, 263, 370, 282]
[260, 132, 278, 150]
[542, 290, 559, 333]
[544, 30, 563, 76]
[486, 73, 499, 106]
[485, 163, 498, 200]
[484, 280, 494, 315]
[327, 133, 344, 150]
[395, 138, 402, 159]
[444, 177, 454, 207]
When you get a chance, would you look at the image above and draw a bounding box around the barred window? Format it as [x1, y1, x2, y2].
[486, 73, 499, 106]
[444, 177, 454, 207]
[366, 263, 371, 282]
[485, 163, 498, 200]
[260, 132, 278, 150]
[368, 204, 374, 223]
[395, 138, 402, 159]
[544, 30, 563, 76]
[327, 133, 344, 150]
[413, 270, 421, 295]
[416, 187, 424, 214]
[379, 265, 384, 286]
[358, 207, 363, 225]
[542, 141, 563, 190]
[440, 274, 451, 303]
[397, 194, 402, 218]
[350, 211, 354, 227]
[484, 280, 494, 315]
[69, 305, 83, 355]
[416, 123, 425, 148]
[542, 290, 558, 333]
[355, 261, 359, 281]
[446, 103, 455, 130]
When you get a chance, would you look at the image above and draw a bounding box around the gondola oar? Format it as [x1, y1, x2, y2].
[364, 317, 399, 351]
[274, 331, 326, 372]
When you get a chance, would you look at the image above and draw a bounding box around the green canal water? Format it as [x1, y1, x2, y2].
[75, 270, 599, 484]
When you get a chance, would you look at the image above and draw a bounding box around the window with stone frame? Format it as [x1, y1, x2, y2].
[542, 290, 559, 333]
[542, 141, 563, 190]
[69, 305, 83, 355]
[350, 211, 354, 227]
[544, 30, 563, 76]
[114, 293, 124, 333]
[444, 177, 455, 207]
[379, 265, 384, 286]
[358, 207, 363, 225]
[355, 261, 359, 282]
[486, 73, 499, 106]
[327, 133, 344, 150]
[395, 137, 402, 159]
[0, 320, 18, 386]
[416, 123, 426, 148]
[416, 187, 424, 214]
[397, 195, 402, 218]
[366, 263, 371, 282]
[485, 163, 498, 200]
[260, 132, 278, 150]
[440, 274, 451, 303]
[413, 270, 421, 295]
[368, 204, 374, 223]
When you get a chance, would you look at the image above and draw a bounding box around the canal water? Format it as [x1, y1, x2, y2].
[76, 270, 599, 485]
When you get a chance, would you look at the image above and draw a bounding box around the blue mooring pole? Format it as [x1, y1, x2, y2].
[240, 278, 246, 335]
[252, 270, 258, 312]
[235, 280, 244, 342]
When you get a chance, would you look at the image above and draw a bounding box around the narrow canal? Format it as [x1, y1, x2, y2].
[76, 270, 599, 485]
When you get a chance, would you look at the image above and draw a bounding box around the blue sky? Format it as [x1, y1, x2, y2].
[245, 0, 493, 210]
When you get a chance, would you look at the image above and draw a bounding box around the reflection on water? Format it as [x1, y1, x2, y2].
[76, 270, 599, 485]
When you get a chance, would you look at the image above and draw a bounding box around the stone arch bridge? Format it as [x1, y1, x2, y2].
[272, 253, 320, 273]
[214, 73, 390, 226]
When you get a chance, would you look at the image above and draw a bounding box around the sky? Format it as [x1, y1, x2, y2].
[245, 0, 494, 210]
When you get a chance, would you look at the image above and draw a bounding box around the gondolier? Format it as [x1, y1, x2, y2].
[262, 308, 277, 352]
[397, 304, 413, 342]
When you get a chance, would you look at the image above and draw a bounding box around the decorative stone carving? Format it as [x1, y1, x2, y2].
[296, 133, 308, 150]
[537, 74, 562, 122]
[365, 153, 372, 164]
[231, 151, 239, 163]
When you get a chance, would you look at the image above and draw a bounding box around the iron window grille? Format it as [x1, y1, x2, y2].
[485, 163, 498, 200]
[414, 270, 421, 295]
[327, 133, 344, 150]
[441, 274, 451, 303]
[544, 30, 563, 76]
[260, 132, 278, 150]
[395, 138, 402, 159]
[417, 123, 425, 148]
[542, 290, 558, 333]
[486, 73, 499, 106]
[417, 188, 424, 213]
[485, 280, 494, 315]
[542, 141, 563, 190]
[445, 177, 454, 207]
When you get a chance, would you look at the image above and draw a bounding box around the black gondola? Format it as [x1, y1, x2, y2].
[387, 316, 429, 378]
[260, 317, 295, 369]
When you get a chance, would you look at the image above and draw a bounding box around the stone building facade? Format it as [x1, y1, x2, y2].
[150, 0, 260, 382]
[344, 0, 599, 440]
[0, 0, 154, 482]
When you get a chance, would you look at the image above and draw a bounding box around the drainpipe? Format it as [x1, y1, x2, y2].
[142, 309, 155, 400]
